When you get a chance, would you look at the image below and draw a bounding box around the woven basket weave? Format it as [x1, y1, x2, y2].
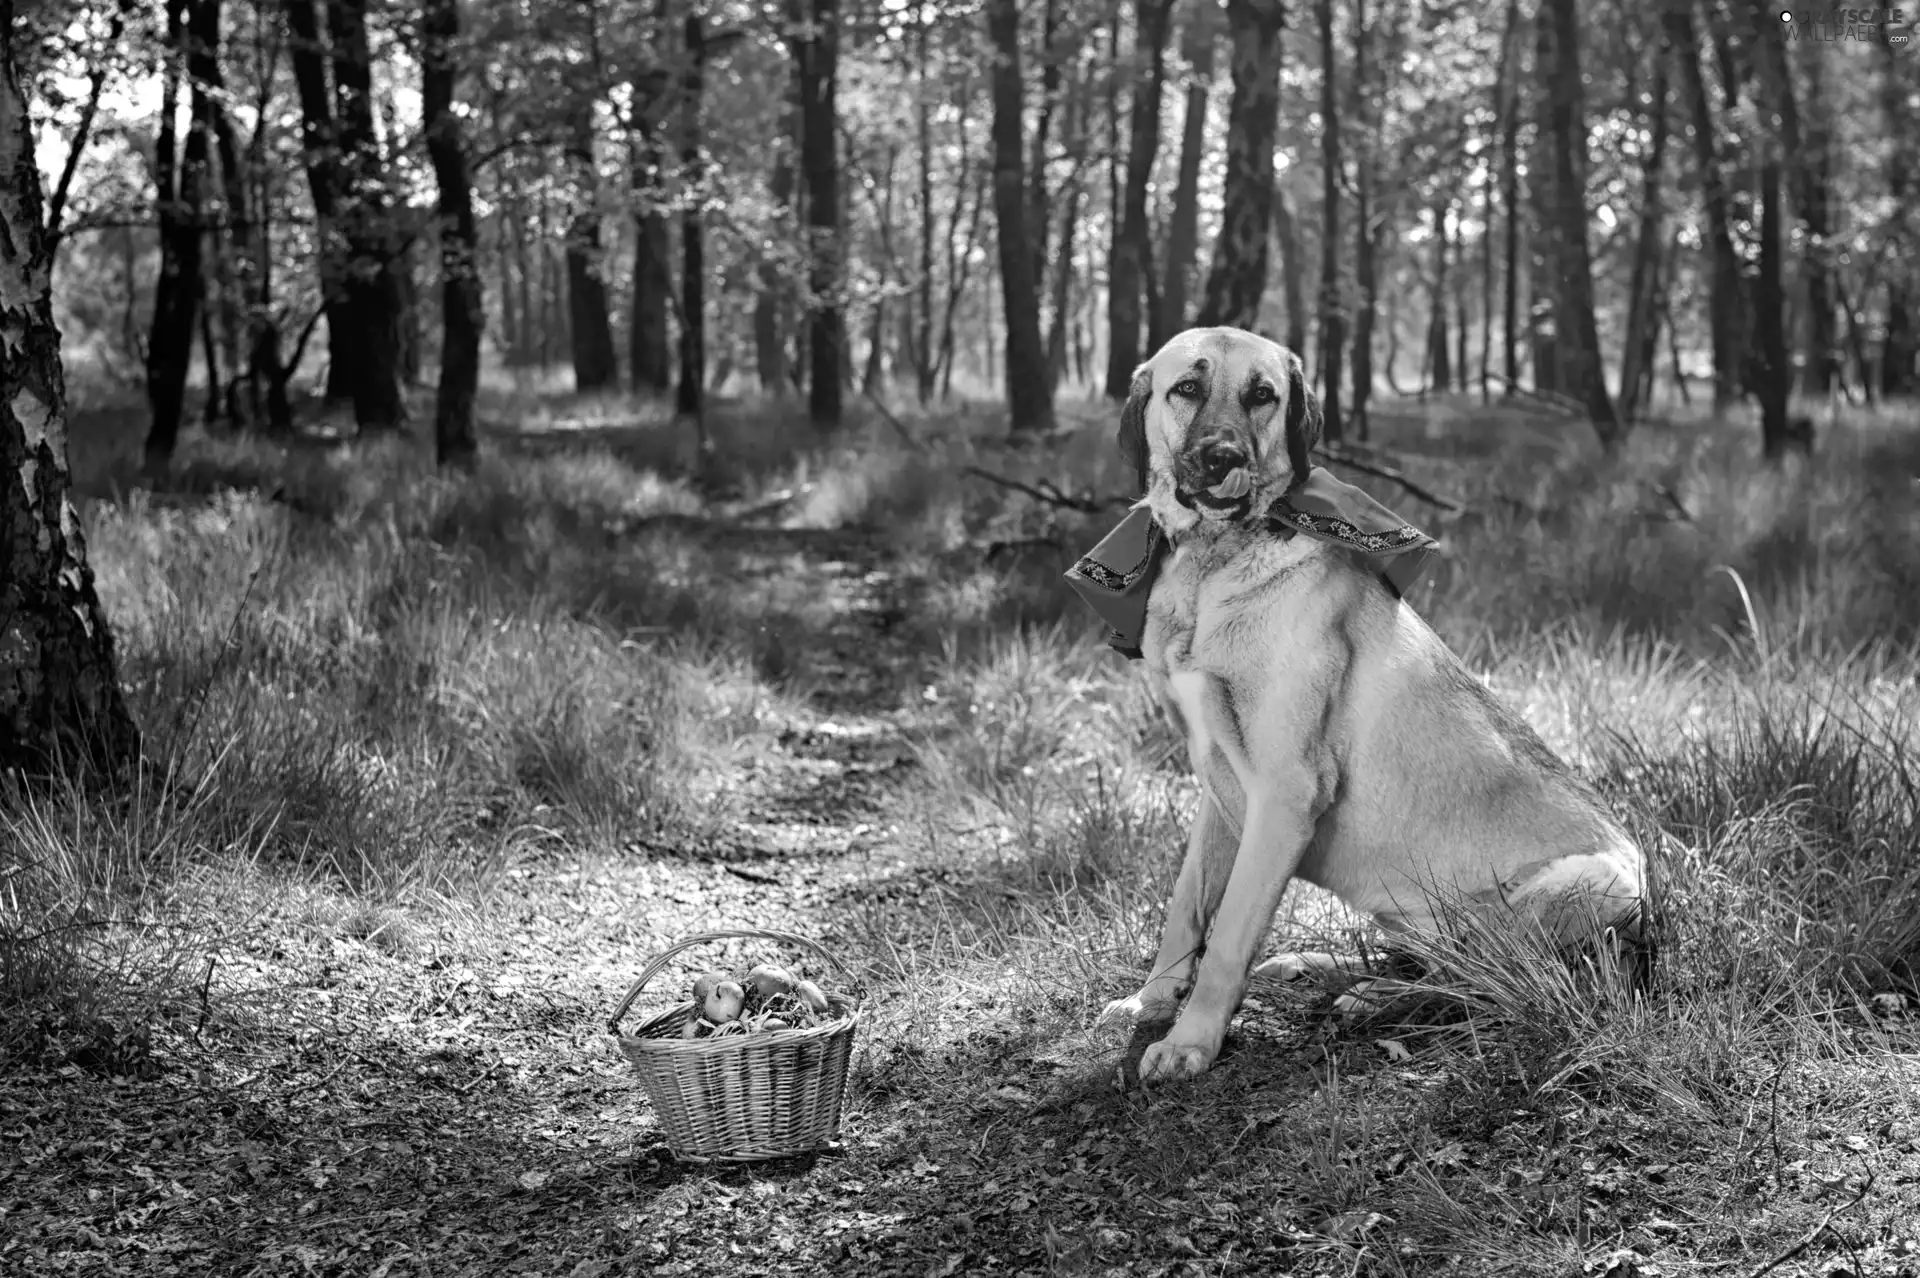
[608, 928, 860, 1163]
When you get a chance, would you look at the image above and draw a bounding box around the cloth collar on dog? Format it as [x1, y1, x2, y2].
[1063, 469, 1442, 660]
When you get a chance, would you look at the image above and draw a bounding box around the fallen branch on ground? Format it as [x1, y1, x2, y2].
[1316, 446, 1464, 514]
[961, 466, 1133, 513]
[1743, 1171, 1874, 1278]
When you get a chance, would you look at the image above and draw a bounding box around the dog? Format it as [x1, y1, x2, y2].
[1070, 328, 1648, 1084]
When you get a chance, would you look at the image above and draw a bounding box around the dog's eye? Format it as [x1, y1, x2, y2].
[1171, 379, 1201, 399]
[1248, 384, 1277, 406]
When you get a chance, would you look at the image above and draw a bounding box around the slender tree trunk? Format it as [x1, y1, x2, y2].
[1046, 82, 1084, 389]
[1882, 34, 1917, 397]
[630, 68, 673, 393]
[1620, 29, 1671, 424]
[1029, 0, 1061, 310]
[753, 71, 797, 397]
[1498, 0, 1521, 393]
[1273, 186, 1308, 356]
[144, 0, 203, 476]
[797, 0, 842, 428]
[327, 0, 406, 430]
[1159, 3, 1217, 341]
[1194, 0, 1284, 332]
[422, 0, 480, 466]
[1350, 0, 1376, 433]
[1750, 0, 1832, 397]
[1315, 0, 1344, 442]
[0, 1, 141, 778]
[913, 18, 936, 401]
[1667, 0, 1745, 408]
[566, 101, 619, 392]
[1455, 279, 1469, 392]
[188, 0, 254, 428]
[1526, 1, 1558, 395]
[1478, 81, 1494, 400]
[986, 0, 1055, 433]
[1543, 0, 1618, 440]
[678, 16, 709, 424]
[1428, 200, 1451, 391]
[284, 0, 353, 404]
[1105, 0, 1174, 394]
[1756, 155, 1789, 457]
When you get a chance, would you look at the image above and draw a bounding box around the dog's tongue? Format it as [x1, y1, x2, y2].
[1207, 468, 1251, 501]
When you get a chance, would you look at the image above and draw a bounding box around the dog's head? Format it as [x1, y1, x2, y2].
[1117, 327, 1322, 533]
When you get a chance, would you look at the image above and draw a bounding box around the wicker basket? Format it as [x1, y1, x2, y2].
[608, 928, 860, 1162]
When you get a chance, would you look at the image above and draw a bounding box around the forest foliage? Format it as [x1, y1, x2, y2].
[17, 0, 1918, 465]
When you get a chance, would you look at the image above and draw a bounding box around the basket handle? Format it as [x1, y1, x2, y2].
[606, 927, 862, 1035]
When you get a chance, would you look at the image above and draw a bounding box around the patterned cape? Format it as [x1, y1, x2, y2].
[1063, 470, 1441, 660]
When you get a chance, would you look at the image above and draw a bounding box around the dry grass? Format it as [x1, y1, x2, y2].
[5, 387, 1920, 1275]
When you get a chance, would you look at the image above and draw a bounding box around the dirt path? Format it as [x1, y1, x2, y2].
[1, 524, 962, 1276]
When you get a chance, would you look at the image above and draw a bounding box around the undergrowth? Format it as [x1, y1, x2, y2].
[7, 389, 1920, 1273]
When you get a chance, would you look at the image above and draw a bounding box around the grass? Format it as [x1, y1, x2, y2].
[4, 383, 1920, 1275]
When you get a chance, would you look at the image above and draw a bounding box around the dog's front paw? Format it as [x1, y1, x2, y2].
[1137, 1033, 1219, 1083]
[1099, 986, 1180, 1030]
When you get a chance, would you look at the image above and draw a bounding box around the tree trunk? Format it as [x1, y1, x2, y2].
[1046, 82, 1084, 389]
[1498, 0, 1521, 393]
[566, 103, 619, 392]
[1749, 0, 1832, 397]
[1315, 0, 1344, 443]
[1105, 0, 1174, 394]
[144, 0, 204, 476]
[422, 0, 480, 467]
[1351, 0, 1384, 436]
[1194, 0, 1284, 332]
[1756, 155, 1789, 458]
[678, 16, 708, 424]
[755, 69, 798, 397]
[1882, 34, 1917, 398]
[1667, 0, 1745, 408]
[1619, 28, 1670, 424]
[190, 0, 256, 429]
[0, 3, 141, 778]
[1428, 200, 1451, 391]
[1029, 0, 1061, 315]
[327, 0, 406, 430]
[1543, 0, 1618, 440]
[986, 0, 1056, 434]
[1273, 186, 1308, 356]
[912, 20, 935, 401]
[797, 0, 842, 428]
[1159, 2, 1217, 341]
[283, 0, 354, 405]
[1526, 1, 1558, 395]
[630, 68, 673, 393]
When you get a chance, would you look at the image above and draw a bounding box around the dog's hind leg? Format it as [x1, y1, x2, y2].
[1100, 792, 1239, 1030]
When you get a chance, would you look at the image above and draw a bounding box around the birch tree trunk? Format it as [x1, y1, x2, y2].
[0, 5, 141, 778]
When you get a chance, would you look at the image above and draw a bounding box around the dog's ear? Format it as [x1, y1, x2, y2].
[1284, 351, 1321, 485]
[1118, 364, 1152, 494]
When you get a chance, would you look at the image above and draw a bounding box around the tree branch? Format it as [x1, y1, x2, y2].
[1316, 445, 1464, 514]
[962, 465, 1131, 513]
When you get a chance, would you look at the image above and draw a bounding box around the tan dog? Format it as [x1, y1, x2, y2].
[1087, 328, 1647, 1084]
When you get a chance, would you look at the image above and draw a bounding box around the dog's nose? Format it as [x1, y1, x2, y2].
[1197, 439, 1248, 481]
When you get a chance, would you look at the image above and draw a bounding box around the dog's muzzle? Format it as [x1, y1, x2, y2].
[1176, 438, 1255, 520]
